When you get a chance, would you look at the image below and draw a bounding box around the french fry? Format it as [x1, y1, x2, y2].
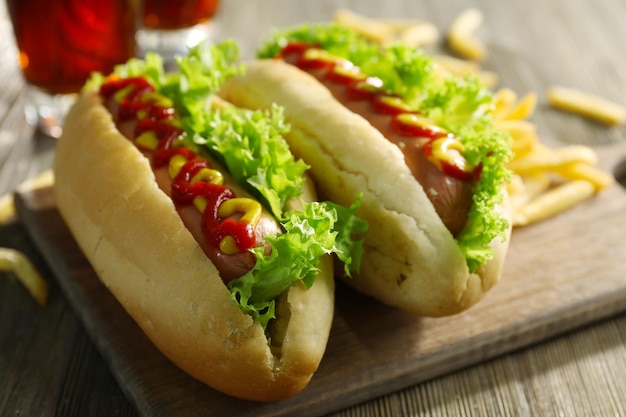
[447, 8, 487, 61]
[377, 18, 429, 32]
[334, 10, 441, 49]
[509, 137, 538, 159]
[493, 88, 519, 119]
[509, 173, 551, 212]
[433, 55, 498, 88]
[400, 22, 440, 48]
[507, 174, 525, 196]
[0, 170, 55, 225]
[17, 169, 55, 192]
[448, 8, 484, 38]
[448, 33, 487, 62]
[0, 194, 14, 225]
[555, 163, 615, 191]
[495, 119, 537, 136]
[507, 145, 598, 174]
[521, 173, 552, 199]
[0, 247, 49, 306]
[434, 55, 480, 76]
[513, 180, 595, 226]
[495, 119, 538, 145]
[500, 92, 538, 121]
[333, 8, 395, 44]
[548, 86, 626, 125]
[478, 70, 499, 90]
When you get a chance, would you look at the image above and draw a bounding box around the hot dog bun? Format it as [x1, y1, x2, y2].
[53, 92, 335, 401]
[219, 59, 511, 317]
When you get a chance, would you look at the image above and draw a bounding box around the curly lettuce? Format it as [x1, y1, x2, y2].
[258, 23, 513, 272]
[86, 40, 368, 329]
[193, 104, 308, 219]
[229, 197, 366, 328]
[258, 23, 435, 104]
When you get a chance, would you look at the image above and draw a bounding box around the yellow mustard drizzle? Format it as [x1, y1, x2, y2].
[394, 113, 447, 135]
[354, 77, 385, 94]
[302, 47, 343, 65]
[299, 46, 474, 177]
[218, 198, 263, 225]
[113, 84, 135, 103]
[140, 92, 174, 109]
[330, 62, 367, 81]
[190, 169, 224, 213]
[217, 198, 263, 254]
[109, 79, 264, 260]
[167, 154, 262, 254]
[136, 131, 160, 150]
[429, 137, 472, 174]
[168, 154, 188, 178]
[218, 237, 239, 255]
[378, 96, 416, 113]
[191, 167, 224, 185]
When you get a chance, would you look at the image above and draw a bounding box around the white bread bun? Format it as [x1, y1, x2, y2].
[53, 92, 335, 401]
[219, 59, 511, 317]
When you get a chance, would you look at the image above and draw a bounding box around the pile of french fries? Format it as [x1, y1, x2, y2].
[334, 8, 620, 228]
[492, 89, 614, 226]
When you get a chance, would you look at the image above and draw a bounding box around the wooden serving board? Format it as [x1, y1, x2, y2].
[15, 143, 626, 417]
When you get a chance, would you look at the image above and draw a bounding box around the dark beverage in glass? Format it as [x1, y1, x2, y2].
[6, 0, 137, 95]
[142, 0, 219, 30]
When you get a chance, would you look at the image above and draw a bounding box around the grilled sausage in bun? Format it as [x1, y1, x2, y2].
[219, 24, 512, 317]
[53, 41, 366, 401]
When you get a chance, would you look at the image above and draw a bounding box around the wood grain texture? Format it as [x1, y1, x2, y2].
[2, 0, 626, 416]
[13, 142, 626, 416]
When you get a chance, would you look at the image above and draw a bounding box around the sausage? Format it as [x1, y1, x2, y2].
[52, 40, 372, 401]
[101, 77, 281, 282]
[281, 45, 474, 235]
[218, 56, 511, 317]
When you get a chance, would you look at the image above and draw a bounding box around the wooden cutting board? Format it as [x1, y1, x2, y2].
[15, 143, 626, 417]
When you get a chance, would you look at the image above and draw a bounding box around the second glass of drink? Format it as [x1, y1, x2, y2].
[137, 0, 220, 62]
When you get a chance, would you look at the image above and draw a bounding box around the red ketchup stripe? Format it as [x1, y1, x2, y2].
[283, 43, 479, 183]
[99, 78, 259, 255]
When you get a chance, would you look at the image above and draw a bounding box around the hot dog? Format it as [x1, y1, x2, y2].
[53, 41, 366, 401]
[219, 23, 513, 317]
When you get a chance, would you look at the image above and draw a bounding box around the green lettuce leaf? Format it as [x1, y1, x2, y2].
[419, 77, 513, 271]
[86, 40, 367, 330]
[326, 194, 368, 276]
[192, 104, 309, 219]
[228, 199, 367, 328]
[419, 75, 494, 133]
[258, 22, 435, 103]
[258, 23, 513, 272]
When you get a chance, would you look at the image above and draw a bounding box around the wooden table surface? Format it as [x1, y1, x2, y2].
[1, 0, 625, 416]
